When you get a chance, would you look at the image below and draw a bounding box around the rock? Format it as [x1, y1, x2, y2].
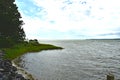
[16, 74, 23, 77]
[0, 50, 5, 58]
[0, 68, 3, 70]
[11, 66, 17, 72]
[0, 72, 3, 78]
[0, 51, 27, 80]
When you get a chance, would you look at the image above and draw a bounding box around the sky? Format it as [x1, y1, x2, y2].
[15, 0, 120, 40]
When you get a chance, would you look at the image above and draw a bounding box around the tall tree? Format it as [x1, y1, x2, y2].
[0, 0, 25, 48]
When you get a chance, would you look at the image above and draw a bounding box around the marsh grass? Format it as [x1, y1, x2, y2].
[3, 43, 62, 60]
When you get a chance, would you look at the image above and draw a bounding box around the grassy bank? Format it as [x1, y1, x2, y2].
[2, 42, 63, 60]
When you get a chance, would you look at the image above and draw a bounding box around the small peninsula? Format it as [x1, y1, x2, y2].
[2, 39, 63, 60]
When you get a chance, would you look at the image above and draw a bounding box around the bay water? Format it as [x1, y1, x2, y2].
[17, 40, 120, 80]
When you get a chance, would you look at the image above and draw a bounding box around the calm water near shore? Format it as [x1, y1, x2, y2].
[16, 40, 120, 80]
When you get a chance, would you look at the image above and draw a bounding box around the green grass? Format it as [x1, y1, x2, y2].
[3, 43, 63, 60]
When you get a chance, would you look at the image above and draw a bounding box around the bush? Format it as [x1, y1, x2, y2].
[29, 39, 39, 45]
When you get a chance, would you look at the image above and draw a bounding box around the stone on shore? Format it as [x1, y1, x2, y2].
[0, 50, 26, 80]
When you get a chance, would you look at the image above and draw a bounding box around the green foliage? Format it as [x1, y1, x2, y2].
[29, 39, 39, 45]
[0, 0, 25, 48]
[3, 42, 63, 60]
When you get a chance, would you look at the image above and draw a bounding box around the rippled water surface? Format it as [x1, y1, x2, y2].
[18, 40, 120, 80]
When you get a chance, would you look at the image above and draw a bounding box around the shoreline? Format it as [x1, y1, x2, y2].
[3, 43, 63, 60]
[12, 59, 35, 80]
[0, 50, 26, 80]
[1, 43, 63, 80]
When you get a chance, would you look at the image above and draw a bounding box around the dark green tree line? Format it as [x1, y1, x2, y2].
[0, 0, 25, 48]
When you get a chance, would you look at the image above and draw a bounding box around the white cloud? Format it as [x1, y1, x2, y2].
[16, 0, 120, 39]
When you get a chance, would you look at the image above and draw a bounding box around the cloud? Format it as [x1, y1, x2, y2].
[15, 0, 120, 39]
[98, 32, 120, 36]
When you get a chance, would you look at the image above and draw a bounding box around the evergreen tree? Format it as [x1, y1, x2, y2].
[0, 0, 25, 48]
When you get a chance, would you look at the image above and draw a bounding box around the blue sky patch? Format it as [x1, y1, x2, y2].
[16, 0, 46, 18]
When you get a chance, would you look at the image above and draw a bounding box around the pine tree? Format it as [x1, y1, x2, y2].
[0, 0, 25, 48]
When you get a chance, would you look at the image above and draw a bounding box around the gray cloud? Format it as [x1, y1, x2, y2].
[98, 32, 120, 36]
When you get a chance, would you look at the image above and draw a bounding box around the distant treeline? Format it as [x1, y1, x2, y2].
[0, 0, 25, 48]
